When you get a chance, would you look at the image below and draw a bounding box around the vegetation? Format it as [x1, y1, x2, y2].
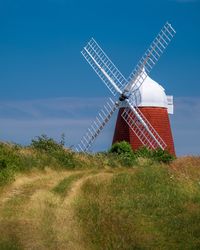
[0, 137, 199, 249]
[75, 161, 200, 249]
[31, 134, 75, 168]
[52, 173, 84, 197]
[109, 141, 133, 155]
[109, 141, 175, 165]
[0, 139, 174, 187]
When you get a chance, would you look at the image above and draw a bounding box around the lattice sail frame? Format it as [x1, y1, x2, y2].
[125, 22, 176, 93]
[82, 38, 127, 96]
[75, 22, 176, 152]
[121, 104, 167, 150]
[75, 98, 119, 152]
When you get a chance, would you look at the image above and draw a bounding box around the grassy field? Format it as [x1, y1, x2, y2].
[0, 141, 200, 249]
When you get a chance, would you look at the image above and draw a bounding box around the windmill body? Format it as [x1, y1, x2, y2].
[113, 68, 175, 155]
[75, 22, 176, 155]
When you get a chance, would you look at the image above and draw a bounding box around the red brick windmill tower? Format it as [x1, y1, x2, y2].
[75, 22, 176, 156]
[112, 67, 175, 155]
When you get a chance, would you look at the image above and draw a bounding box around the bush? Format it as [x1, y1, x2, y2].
[31, 134, 75, 168]
[0, 137, 77, 187]
[31, 134, 63, 152]
[0, 143, 24, 185]
[152, 148, 175, 164]
[135, 146, 174, 164]
[109, 141, 133, 155]
[119, 153, 136, 167]
[109, 141, 136, 167]
[109, 143, 174, 166]
[134, 146, 153, 158]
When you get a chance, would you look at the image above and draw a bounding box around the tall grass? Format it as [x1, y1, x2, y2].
[75, 164, 200, 249]
[0, 138, 200, 249]
[0, 137, 76, 187]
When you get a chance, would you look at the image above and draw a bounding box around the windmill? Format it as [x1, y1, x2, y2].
[75, 22, 176, 155]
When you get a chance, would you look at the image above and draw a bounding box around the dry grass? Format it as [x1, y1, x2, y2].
[0, 168, 113, 250]
[75, 162, 200, 250]
[18, 147, 36, 157]
[0, 156, 200, 249]
[171, 156, 200, 180]
[0, 168, 84, 249]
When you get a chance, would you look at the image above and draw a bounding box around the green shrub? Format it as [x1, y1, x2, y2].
[109, 141, 133, 155]
[109, 143, 174, 165]
[31, 134, 75, 168]
[134, 146, 153, 158]
[0, 136, 78, 187]
[31, 134, 62, 152]
[0, 143, 23, 185]
[53, 150, 75, 168]
[152, 148, 175, 164]
[119, 152, 136, 167]
[109, 142, 136, 167]
[135, 147, 174, 164]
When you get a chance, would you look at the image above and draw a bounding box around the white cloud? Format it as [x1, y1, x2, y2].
[0, 96, 199, 156]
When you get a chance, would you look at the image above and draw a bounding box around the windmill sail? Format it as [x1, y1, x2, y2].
[75, 98, 118, 152]
[82, 38, 127, 96]
[125, 22, 176, 93]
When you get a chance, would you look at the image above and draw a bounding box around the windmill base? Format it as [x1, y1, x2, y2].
[112, 107, 176, 156]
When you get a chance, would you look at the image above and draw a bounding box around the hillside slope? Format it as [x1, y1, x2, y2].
[0, 157, 200, 250]
[0, 141, 200, 249]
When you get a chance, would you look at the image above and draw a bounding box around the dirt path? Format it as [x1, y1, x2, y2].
[54, 172, 113, 250]
[0, 169, 113, 250]
[0, 168, 71, 205]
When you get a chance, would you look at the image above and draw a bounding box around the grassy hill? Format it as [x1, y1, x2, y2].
[0, 139, 200, 249]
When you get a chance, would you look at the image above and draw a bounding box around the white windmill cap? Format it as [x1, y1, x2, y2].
[133, 67, 168, 109]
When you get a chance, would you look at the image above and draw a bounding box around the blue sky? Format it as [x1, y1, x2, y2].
[0, 0, 200, 155]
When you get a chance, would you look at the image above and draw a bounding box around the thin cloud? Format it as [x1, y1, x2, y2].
[0, 97, 108, 120]
[0, 97, 113, 148]
[0, 97, 200, 155]
[171, 97, 200, 155]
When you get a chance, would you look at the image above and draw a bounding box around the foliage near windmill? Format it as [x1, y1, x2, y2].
[0, 137, 173, 186]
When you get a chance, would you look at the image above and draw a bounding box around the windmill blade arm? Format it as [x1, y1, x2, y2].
[82, 38, 127, 96]
[125, 22, 176, 93]
[122, 98, 167, 150]
[75, 98, 119, 153]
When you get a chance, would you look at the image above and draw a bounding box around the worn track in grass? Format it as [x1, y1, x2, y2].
[0, 168, 113, 250]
